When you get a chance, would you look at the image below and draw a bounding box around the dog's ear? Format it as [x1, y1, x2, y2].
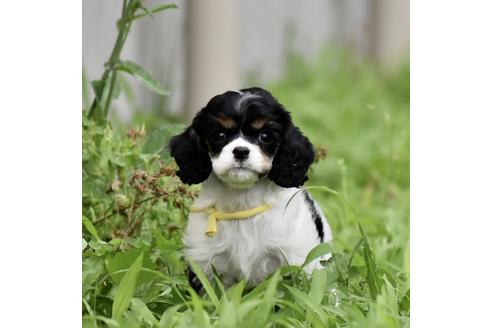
[268, 117, 315, 188]
[169, 125, 212, 185]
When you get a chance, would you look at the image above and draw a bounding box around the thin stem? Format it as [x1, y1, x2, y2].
[126, 194, 139, 225]
[87, 0, 136, 121]
[103, 70, 118, 117]
[131, 4, 178, 20]
[122, 0, 128, 15]
[93, 194, 162, 225]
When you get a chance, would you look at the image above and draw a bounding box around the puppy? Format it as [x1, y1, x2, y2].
[170, 87, 332, 289]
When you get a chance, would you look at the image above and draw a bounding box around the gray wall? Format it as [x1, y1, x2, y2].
[83, 0, 409, 121]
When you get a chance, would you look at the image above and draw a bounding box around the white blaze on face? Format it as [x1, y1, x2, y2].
[211, 137, 273, 188]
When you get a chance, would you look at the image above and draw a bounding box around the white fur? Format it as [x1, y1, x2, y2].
[210, 137, 272, 189]
[184, 175, 332, 287]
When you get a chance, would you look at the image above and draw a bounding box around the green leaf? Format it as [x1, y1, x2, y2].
[107, 249, 156, 285]
[83, 257, 105, 296]
[82, 316, 95, 328]
[187, 257, 220, 308]
[241, 276, 270, 302]
[129, 298, 158, 326]
[82, 216, 100, 240]
[308, 269, 327, 305]
[301, 243, 332, 268]
[359, 223, 382, 299]
[116, 60, 169, 95]
[218, 298, 237, 328]
[279, 264, 302, 275]
[152, 227, 181, 253]
[112, 253, 143, 320]
[284, 285, 328, 325]
[248, 269, 280, 327]
[225, 280, 245, 306]
[189, 288, 211, 327]
[236, 299, 262, 322]
[213, 275, 227, 299]
[399, 288, 410, 315]
[158, 305, 181, 328]
[120, 311, 140, 327]
[132, 3, 178, 20]
[90, 79, 106, 102]
[83, 315, 119, 328]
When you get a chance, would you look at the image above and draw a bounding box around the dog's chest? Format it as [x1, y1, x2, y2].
[209, 209, 289, 283]
[214, 207, 287, 251]
[183, 179, 320, 284]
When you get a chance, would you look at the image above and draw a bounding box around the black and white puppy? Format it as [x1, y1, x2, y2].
[170, 87, 332, 288]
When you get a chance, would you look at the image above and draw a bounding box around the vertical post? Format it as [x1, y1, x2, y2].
[185, 0, 239, 120]
[371, 0, 410, 72]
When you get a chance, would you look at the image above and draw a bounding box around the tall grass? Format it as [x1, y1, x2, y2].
[82, 50, 409, 327]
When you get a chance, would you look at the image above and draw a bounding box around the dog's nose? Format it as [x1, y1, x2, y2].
[233, 146, 250, 160]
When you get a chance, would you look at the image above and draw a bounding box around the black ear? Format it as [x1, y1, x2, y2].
[268, 121, 315, 188]
[169, 126, 212, 184]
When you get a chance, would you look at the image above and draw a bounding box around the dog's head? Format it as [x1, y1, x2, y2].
[169, 87, 315, 188]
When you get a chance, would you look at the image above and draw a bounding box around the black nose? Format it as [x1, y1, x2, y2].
[233, 146, 250, 160]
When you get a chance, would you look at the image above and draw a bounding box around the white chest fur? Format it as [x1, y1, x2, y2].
[183, 175, 332, 287]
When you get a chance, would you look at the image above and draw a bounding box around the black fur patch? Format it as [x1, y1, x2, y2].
[169, 126, 212, 184]
[303, 191, 324, 242]
[267, 118, 315, 188]
[187, 266, 203, 294]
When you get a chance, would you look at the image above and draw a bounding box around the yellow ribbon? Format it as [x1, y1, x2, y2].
[190, 203, 272, 237]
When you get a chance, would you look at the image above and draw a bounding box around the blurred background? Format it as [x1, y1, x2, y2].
[83, 0, 409, 121]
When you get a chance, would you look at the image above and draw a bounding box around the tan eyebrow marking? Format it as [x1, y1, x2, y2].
[251, 117, 270, 130]
[213, 115, 237, 129]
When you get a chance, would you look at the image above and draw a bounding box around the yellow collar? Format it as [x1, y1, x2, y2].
[190, 203, 272, 237]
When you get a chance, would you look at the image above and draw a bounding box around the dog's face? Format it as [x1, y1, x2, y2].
[169, 87, 314, 188]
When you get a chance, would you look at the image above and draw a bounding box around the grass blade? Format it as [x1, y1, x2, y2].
[284, 285, 327, 324]
[308, 269, 327, 305]
[187, 257, 220, 308]
[218, 298, 237, 328]
[359, 223, 382, 299]
[82, 216, 100, 240]
[158, 305, 182, 328]
[189, 288, 211, 327]
[129, 298, 158, 326]
[236, 299, 262, 321]
[301, 243, 332, 268]
[249, 269, 281, 326]
[112, 253, 143, 320]
[226, 280, 245, 306]
[303, 185, 356, 215]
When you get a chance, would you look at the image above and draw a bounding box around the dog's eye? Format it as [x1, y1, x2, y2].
[259, 131, 273, 144]
[211, 131, 226, 143]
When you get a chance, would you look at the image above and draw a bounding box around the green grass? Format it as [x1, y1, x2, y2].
[82, 50, 409, 327]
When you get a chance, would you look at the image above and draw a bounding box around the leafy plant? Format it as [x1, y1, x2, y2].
[82, 116, 196, 327]
[86, 0, 177, 123]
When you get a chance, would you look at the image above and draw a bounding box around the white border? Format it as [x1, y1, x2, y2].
[0, 1, 81, 326]
[411, 1, 492, 326]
